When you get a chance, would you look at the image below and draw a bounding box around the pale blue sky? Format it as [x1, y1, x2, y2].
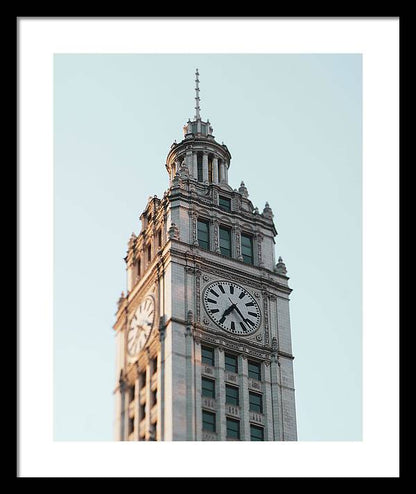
[54, 54, 362, 441]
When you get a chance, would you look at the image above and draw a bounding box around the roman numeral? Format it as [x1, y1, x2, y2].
[206, 298, 217, 304]
[210, 289, 219, 297]
[229, 285, 234, 294]
[219, 316, 226, 324]
[247, 311, 257, 317]
[246, 319, 254, 326]
[230, 321, 235, 331]
[245, 302, 254, 307]
[240, 322, 247, 332]
[218, 285, 225, 294]
[210, 309, 219, 314]
[238, 291, 245, 299]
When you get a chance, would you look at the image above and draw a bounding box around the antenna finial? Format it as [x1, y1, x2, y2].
[194, 68, 201, 120]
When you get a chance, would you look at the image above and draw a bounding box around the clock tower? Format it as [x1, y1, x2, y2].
[113, 70, 297, 441]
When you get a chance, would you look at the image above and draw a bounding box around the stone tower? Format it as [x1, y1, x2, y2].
[113, 69, 297, 441]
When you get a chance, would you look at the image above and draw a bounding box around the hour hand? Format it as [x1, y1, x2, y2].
[219, 303, 235, 323]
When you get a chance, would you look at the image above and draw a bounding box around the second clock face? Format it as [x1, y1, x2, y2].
[127, 295, 155, 357]
[203, 281, 261, 335]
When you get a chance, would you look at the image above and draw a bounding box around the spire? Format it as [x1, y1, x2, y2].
[194, 68, 201, 120]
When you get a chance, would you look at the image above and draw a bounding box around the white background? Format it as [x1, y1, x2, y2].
[18, 18, 399, 477]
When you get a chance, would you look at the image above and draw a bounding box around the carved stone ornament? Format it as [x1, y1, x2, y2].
[202, 274, 210, 282]
[168, 223, 180, 240]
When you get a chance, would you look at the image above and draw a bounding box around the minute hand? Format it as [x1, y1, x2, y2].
[233, 304, 247, 322]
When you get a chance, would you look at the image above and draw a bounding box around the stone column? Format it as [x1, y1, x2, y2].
[212, 219, 220, 254]
[192, 152, 198, 180]
[256, 233, 264, 267]
[202, 152, 209, 183]
[212, 157, 219, 184]
[145, 353, 152, 440]
[263, 362, 274, 441]
[234, 226, 243, 261]
[239, 355, 250, 441]
[224, 160, 228, 183]
[185, 313, 194, 441]
[194, 336, 202, 440]
[216, 347, 226, 440]
[134, 365, 141, 440]
[270, 354, 283, 440]
[117, 379, 126, 441]
[219, 161, 225, 183]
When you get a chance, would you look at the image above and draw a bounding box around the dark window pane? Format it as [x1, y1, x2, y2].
[250, 425, 264, 441]
[219, 227, 231, 257]
[249, 392, 263, 413]
[225, 385, 239, 406]
[219, 196, 231, 212]
[197, 153, 203, 182]
[197, 220, 209, 250]
[202, 411, 216, 432]
[225, 353, 238, 373]
[248, 360, 261, 380]
[202, 346, 215, 366]
[241, 234, 253, 265]
[226, 418, 240, 439]
[202, 378, 215, 398]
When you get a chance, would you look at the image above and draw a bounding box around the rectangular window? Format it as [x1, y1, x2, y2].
[219, 226, 231, 257]
[129, 385, 135, 403]
[225, 353, 238, 373]
[197, 219, 210, 250]
[202, 378, 216, 398]
[128, 416, 134, 435]
[219, 196, 231, 212]
[139, 371, 146, 388]
[137, 259, 141, 278]
[225, 385, 239, 406]
[201, 346, 215, 366]
[250, 424, 264, 441]
[202, 410, 216, 432]
[248, 360, 262, 381]
[151, 389, 157, 407]
[226, 418, 240, 440]
[152, 357, 158, 374]
[197, 153, 203, 182]
[140, 402, 146, 418]
[157, 229, 162, 248]
[241, 233, 254, 265]
[249, 392, 263, 413]
[147, 244, 151, 262]
[208, 157, 213, 182]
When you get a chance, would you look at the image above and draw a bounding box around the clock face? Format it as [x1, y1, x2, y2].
[203, 281, 261, 335]
[127, 295, 155, 357]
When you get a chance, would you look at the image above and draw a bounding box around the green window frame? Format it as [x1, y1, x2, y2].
[201, 346, 215, 366]
[225, 385, 239, 406]
[202, 378, 216, 398]
[226, 418, 240, 440]
[197, 219, 210, 250]
[219, 226, 231, 257]
[225, 353, 238, 373]
[250, 424, 264, 441]
[219, 196, 231, 212]
[241, 233, 254, 265]
[202, 410, 216, 432]
[249, 392, 263, 413]
[248, 360, 262, 381]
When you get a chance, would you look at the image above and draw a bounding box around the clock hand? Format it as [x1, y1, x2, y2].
[219, 302, 236, 323]
[233, 303, 247, 322]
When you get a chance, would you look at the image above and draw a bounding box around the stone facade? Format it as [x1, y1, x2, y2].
[113, 70, 297, 441]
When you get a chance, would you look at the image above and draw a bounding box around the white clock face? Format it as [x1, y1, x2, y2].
[127, 296, 155, 357]
[203, 281, 261, 335]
